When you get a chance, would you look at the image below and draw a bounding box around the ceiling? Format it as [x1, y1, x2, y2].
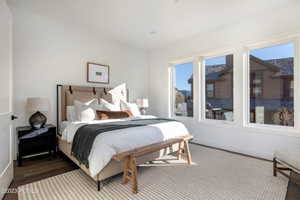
[7, 0, 300, 50]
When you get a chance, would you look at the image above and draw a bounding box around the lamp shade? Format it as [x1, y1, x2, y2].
[136, 98, 149, 108]
[27, 97, 50, 112]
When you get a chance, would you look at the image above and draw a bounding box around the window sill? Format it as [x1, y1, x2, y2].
[200, 119, 235, 126]
[175, 117, 238, 128]
[173, 116, 300, 138]
[172, 116, 194, 121]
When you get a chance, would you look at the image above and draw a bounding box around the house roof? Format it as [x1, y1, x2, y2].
[267, 57, 294, 77]
[205, 65, 232, 81]
[188, 56, 294, 83]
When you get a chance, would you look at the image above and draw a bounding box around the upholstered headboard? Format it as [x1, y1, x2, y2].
[56, 84, 128, 132]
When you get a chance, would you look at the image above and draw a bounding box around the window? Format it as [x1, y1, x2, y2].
[204, 54, 234, 121]
[249, 42, 294, 126]
[173, 62, 193, 117]
[282, 79, 294, 99]
[250, 72, 263, 97]
[290, 80, 294, 98]
[206, 83, 215, 98]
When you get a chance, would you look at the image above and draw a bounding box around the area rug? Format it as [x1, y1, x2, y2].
[285, 172, 300, 200]
[18, 144, 288, 200]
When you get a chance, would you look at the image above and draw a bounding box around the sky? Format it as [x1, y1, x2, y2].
[206, 56, 226, 65]
[175, 42, 294, 91]
[250, 42, 294, 60]
[175, 62, 193, 90]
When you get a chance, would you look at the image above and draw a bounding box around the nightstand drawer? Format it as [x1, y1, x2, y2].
[20, 143, 49, 156]
[17, 124, 57, 166]
[20, 137, 53, 155]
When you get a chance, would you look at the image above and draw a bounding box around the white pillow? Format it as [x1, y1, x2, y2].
[74, 99, 97, 121]
[74, 99, 98, 106]
[98, 99, 120, 111]
[66, 106, 76, 122]
[108, 84, 127, 106]
[120, 100, 141, 116]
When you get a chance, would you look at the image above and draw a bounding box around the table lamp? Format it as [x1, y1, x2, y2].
[136, 98, 149, 115]
[27, 97, 50, 129]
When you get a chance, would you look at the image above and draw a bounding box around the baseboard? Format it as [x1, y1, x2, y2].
[190, 141, 273, 162]
[0, 161, 13, 200]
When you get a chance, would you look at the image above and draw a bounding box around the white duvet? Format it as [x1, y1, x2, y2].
[61, 115, 190, 177]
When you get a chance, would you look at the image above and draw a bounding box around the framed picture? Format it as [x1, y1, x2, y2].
[87, 62, 109, 84]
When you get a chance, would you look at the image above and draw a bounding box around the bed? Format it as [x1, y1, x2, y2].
[56, 85, 191, 190]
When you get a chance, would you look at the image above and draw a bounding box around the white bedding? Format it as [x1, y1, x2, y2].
[61, 115, 190, 177]
[60, 121, 70, 134]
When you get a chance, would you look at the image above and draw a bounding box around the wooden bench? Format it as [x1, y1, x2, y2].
[112, 135, 193, 194]
[273, 149, 300, 186]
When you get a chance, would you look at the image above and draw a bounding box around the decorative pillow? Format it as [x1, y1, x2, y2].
[108, 84, 127, 106]
[99, 98, 120, 111]
[96, 110, 133, 120]
[74, 99, 98, 121]
[66, 105, 76, 122]
[120, 100, 141, 116]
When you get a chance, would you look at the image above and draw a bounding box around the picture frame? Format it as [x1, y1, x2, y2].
[87, 62, 110, 84]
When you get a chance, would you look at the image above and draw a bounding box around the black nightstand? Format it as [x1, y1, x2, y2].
[17, 124, 57, 166]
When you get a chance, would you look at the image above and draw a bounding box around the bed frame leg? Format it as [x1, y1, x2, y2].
[97, 180, 102, 191]
[273, 158, 277, 177]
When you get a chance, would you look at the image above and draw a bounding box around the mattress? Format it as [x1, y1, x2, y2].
[59, 121, 71, 136]
[60, 115, 191, 176]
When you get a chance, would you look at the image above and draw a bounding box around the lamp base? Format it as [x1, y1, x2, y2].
[140, 108, 147, 115]
[29, 111, 47, 130]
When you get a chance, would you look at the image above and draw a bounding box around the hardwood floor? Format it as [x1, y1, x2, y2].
[3, 153, 77, 200]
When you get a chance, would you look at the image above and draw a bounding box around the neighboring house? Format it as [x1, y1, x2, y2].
[187, 55, 294, 125]
[175, 88, 193, 116]
[175, 88, 185, 105]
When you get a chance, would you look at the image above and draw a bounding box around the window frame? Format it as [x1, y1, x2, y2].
[201, 51, 235, 123]
[245, 38, 299, 130]
[170, 58, 195, 119]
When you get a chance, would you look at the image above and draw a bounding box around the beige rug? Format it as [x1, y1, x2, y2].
[18, 144, 288, 200]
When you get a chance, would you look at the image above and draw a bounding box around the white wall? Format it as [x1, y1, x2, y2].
[149, 3, 300, 160]
[10, 5, 149, 127]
